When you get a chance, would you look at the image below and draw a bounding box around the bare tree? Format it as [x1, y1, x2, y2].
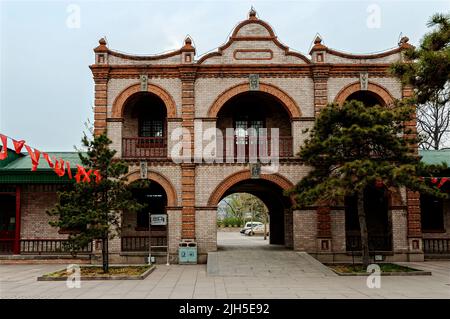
[417, 85, 450, 150]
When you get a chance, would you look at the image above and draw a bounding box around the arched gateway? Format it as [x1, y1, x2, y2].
[87, 9, 423, 264]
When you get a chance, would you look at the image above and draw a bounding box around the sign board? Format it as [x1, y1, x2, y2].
[250, 163, 261, 179]
[140, 161, 148, 179]
[140, 74, 148, 91]
[249, 74, 259, 91]
[360, 72, 368, 91]
[151, 214, 167, 226]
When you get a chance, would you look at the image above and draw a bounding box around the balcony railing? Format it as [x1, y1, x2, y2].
[121, 236, 167, 252]
[423, 238, 450, 255]
[0, 239, 14, 254]
[346, 235, 393, 252]
[223, 135, 293, 159]
[20, 239, 92, 255]
[122, 137, 167, 158]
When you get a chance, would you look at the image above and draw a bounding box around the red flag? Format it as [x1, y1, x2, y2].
[57, 159, 65, 177]
[431, 177, 438, 184]
[0, 134, 7, 160]
[43, 153, 54, 168]
[74, 166, 82, 183]
[93, 170, 102, 183]
[438, 178, 449, 189]
[12, 139, 25, 154]
[75, 165, 91, 183]
[24, 145, 40, 171]
[83, 169, 92, 183]
[66, 161, 72, 179]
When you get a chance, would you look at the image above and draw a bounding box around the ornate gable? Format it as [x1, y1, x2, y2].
[197, 9, 310, 65]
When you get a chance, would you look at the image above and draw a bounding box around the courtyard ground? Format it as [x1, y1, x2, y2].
[0, 231, 449, 299]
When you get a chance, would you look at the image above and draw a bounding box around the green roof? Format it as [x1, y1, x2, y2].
[0, 152, 83, 184]
[419, 149, 450, 166]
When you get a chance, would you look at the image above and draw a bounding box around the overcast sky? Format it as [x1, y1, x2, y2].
[1, 0, 449, 151]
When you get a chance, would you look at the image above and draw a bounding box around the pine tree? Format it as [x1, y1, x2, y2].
[47, 133, 144, 272]
[289, 100, 448, 267]
[391, 13, 450, 149]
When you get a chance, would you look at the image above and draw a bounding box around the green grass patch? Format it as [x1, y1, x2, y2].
[328, 263, 420, 274]
[42, 265, 151, 278]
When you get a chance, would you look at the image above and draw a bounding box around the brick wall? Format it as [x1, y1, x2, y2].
[20, 185, 66, 239]
[195, 210, 217, 258]
[293, 209, 317, 251]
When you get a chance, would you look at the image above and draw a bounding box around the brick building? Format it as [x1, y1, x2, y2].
[1, 10, 449, 263]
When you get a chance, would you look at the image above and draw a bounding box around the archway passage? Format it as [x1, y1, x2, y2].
[121, 180, 168, 253]
[216, 91, 294, 159]
[122, 92, 168, 158]
[215, 178, 292, 249]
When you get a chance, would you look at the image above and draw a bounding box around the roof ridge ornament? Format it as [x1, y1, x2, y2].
[249, 6, 257, 20]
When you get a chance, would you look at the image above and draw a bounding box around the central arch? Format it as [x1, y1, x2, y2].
[207, 82, 301, 118]
[209, 171, 294, 246]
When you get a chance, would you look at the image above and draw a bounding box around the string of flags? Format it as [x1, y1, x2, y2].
[0, 133, 101, 184]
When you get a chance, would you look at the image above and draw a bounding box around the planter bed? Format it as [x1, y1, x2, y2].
[37, 264, 155, 281]
[326, 263, 432, 276]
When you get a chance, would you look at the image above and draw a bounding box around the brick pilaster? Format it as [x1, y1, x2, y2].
[316, 206, 332, 238]
[93, 76, 108, 136]
[180, 67, 197, 239]
[312, 65, 330, 116]
[402, 84, 422, 238]
[312, 66, 332, 239]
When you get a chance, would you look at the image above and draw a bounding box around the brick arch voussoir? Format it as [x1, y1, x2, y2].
[112, 83, 177, 119]
[207, 82, 301, 118]
[334, 82, 395, 107]
[207, 170, 295, 206]
[125, 169, 178, 207]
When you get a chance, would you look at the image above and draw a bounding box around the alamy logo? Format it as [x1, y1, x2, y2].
[66, 264, 81, 288]
[366, 264, 381, 288]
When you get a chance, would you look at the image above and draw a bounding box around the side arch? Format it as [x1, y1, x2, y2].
[125, 169, 178, 207]
[207, 170, 294, 206]
[111, 83, 177, 119]
[207, 82, 301, 118]
[334, 82, 395, 106]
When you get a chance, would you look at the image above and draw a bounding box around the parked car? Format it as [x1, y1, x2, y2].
[240, 222, 264, 234]
[244, 224, 269, 236]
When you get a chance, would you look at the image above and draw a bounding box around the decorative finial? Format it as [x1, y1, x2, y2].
[99, 37, 107, 45]
[249, 6, 257, 20]
[399, 36, 409, 45]
[314, 35, 322, 44]
[185, 36, 192, 45]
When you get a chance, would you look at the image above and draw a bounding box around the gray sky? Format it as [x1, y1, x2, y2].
[1, 0, 449, 151]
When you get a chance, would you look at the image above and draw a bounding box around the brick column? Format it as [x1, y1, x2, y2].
[180, 68, 197, 239]
[312, 66, 333, 254]
[311, 65, 330, 116]
[91, 39, 109, 136]
[403, 84, 423, 260]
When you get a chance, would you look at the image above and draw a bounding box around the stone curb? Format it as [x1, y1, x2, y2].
[327, 267, 432, 276]
[37, 265, 156, 281]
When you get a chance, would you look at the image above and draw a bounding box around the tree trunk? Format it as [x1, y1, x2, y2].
[357, 189, 370, 268]
[102, 235, 109, 273]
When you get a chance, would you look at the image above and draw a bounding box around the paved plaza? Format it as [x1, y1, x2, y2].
[0, 232, 449, 299]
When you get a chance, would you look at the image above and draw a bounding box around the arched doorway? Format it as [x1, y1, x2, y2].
[122, 92, 168, 158]
[334, 82, 394, 107]
[344, 185, 392, 252]
[121, 180, 168, 253]
[211, 173, 293, 249]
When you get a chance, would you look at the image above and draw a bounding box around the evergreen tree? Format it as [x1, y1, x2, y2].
[391, 13, 450, 149]
[289, 100, 447, 267]
[47, 133, 143, 272]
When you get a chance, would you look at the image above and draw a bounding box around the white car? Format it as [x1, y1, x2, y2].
[244, 224, 269, 236]
[240, 222, 264, 234]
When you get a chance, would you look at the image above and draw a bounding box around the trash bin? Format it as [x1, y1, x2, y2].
[178, 241, 197, 264]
